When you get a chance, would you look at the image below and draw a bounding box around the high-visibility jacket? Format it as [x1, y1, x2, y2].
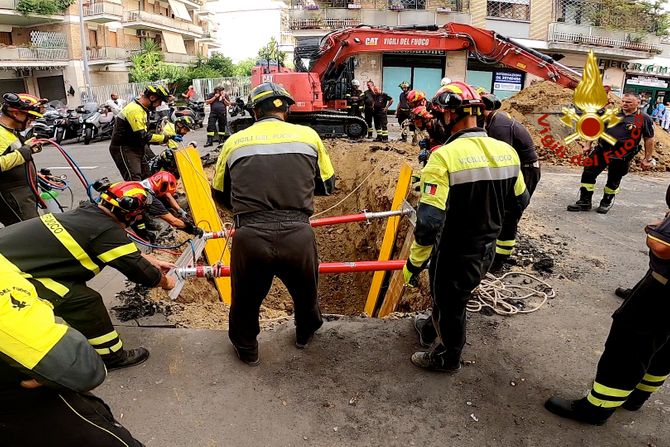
[212, 117, 335, 216]
[0, 270, 106, 396]
[161, 121, 179, 149]
[409, 128, 530, 268]
[110, 100, 168, 148]
[0, 202, 162, 298]
[0, 125, 31, 190]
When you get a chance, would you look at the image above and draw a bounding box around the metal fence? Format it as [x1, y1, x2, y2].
[79, 81, 154, 106]
[192, 77, 251, 101]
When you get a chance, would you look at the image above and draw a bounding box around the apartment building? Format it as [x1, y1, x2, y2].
[0, 0, 220, 104]
[285, 0, 670, 108]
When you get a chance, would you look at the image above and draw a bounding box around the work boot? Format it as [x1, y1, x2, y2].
[104, 347, 150, 371]
[410, 351, 461, 373]
[615, 287, 632, 299]
[596, 193, 616, 214]
[567, 187, 593, 212]
[544, 396, 614, 425]
[489, 254, 509, 275]
[295, 320, 323, 349]
[232, 345, 260, 366]
[622, 389, 652, 411]
[367, 131, 373, 139]
[204, 137, 213, 148]
[414, 315, 436, 348]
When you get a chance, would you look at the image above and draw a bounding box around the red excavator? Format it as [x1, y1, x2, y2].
[230, 23, 581, 139]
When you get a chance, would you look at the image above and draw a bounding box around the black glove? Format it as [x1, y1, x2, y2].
[182, 220, 204, 237]
[17, 145, 33, 162]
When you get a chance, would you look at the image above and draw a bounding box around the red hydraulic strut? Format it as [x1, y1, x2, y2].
[174, 260, 406, 280]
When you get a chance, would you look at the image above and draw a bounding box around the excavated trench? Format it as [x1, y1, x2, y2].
[128, 140, 428, 329]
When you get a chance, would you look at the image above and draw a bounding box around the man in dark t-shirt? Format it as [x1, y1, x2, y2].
[568, 92, 655, 214]
[372, 87, 393, 142]
[205, 86, 231, 147]
[546, 183, 670, 425]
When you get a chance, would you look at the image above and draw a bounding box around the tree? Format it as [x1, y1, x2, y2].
[257, 37, 286, 66]
[586, 0, 669, 36]
[233, 58, 257, 76]
[205, 53, 236, 77]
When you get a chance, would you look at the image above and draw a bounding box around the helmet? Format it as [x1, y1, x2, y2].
[406, 90, 426, 107]
[411, 106, 433, 121]
[431, 81, 484, 114]
[175, 115, 196, 130]
[146, 171, 177, 197]
[248, 82, 295, 109]
[99, 181, 153, 219]
[2, 93, 46, 118]
[399, 81, 410, 89]
[154, 148, 179, 179]
[351, 79, 360, 87]
[144, 84, 170, 102]
[440, 77, 452, 87]
[481, 93, 502, 111]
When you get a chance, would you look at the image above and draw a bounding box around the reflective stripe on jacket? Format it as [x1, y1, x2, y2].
[110, 100, 167, 147]
[212, 117, 335, 215]
[0, 126, 28, 190]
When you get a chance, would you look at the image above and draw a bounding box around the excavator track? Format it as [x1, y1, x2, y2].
[228, 113, 368, 140]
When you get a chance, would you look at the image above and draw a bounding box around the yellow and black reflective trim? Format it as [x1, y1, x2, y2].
[586, 381, 632, 408]
[636, 373, 668, 393]
[39, 214, 101, 275]
[496, 239, 516, 255]
[581, 183, 595, 192]
[35, 278, 69, 298]
[97, 243, 138, 264]
[409, 243, 432, 267]
[88, 330, 120, 347]
[604, 186, 620, 195]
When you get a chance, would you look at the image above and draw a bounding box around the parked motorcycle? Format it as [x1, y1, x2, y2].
[83, 105, 116, 145]
[187, 100, 205, 127]
[229, 97, 249, 117]
[54, 102, 97, 143]
[23, 101, 65, 140]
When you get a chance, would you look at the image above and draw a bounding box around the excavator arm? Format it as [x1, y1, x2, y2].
[311, 23, 581, 89]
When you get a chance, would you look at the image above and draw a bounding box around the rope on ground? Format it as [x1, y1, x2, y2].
[467, 271, 555, 316]
[311, 165, 378, 218]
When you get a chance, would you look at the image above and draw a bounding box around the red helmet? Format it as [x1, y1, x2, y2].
[411, 105, 433, 121]
[147, 171, 177, 196]
[406, 90, 426, 107]
[431, 81, 484, 114]
[99, 181, 152, 218]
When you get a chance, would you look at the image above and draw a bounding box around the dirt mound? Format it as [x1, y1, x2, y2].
[501, 81, 670, 172]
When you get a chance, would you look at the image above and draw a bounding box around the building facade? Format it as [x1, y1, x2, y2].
[0, 0, 220, 104]
[285, 0, 670, 109]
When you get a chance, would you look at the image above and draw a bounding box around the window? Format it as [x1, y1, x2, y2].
[487, 0, 530, 21]
[0, 32, 12, 46]
[388, 0, 426, 10]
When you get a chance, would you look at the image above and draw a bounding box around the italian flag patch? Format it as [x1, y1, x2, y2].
[423, 183, 438, 195]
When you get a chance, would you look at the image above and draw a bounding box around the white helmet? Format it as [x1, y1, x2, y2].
[440, 77, 452, 87]
[351, 79, 360, 87]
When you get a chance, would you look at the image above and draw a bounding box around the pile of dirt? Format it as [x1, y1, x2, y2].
[501, 80, 670, 172]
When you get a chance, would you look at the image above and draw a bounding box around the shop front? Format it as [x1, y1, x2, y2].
[381, 52, 446, 112]
[621, 58, 670, 114]
[465, 55, 525, 99]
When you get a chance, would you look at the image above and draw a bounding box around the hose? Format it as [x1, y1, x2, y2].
[467, 271, 555, 316]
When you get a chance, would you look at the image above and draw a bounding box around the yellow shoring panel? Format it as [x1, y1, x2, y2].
[364, 163, 412, 317]
[175, 146, 231, 303]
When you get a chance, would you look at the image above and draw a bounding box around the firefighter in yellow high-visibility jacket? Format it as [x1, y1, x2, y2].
[0, 270, 145, 446]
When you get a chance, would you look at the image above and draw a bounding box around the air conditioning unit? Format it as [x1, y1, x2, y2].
[136, 29, 149, 37]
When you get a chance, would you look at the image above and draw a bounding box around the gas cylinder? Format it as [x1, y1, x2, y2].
[40, 190, 62, 213]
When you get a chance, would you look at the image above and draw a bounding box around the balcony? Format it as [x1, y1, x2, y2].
[82, 1, 123, 23]
[87, 47, 128, 65]
[123, 10, 203, 38]
[289, 7, 361, 31]
[0, 0, 66, 25]
[198, 31, 220, 46]
[162, 52, 198, 64]
[548, 22, 663, 59]
[0, 46, 69, 67]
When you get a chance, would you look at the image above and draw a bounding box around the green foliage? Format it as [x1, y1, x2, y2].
[585, 0, 669, 36]
[16, 0, 75, 15]
[257, 37, 286, 66]
[233, 57, 257, 76]
[205, 52, 236, 77]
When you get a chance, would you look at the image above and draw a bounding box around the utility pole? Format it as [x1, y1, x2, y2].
[78, 0, 93, 102]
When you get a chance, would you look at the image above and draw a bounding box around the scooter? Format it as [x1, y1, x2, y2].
[83, 105, 116, 145]
[54, 103, 97, 143]
[187, 100, 205, 127]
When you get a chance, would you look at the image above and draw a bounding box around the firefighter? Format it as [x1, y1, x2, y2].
[477, 91, 541, 272]
[0, 270, 145, 446]
[0, 93, 46, 226]
[567, 92, 655, 214]
[372, 86, 393, 142]
[412, 105, 449, 166]
[109, 84, 175, 181]
[204, 85, 231, 147]
[345, 79, 364, 118]
[546, 182, 670, 425]
[363, 80, 376, 138]
[138, 170, 203, 240]
[397, 82, 412, 142]
[404, 82, 529, 372]
[212, 82, 335, 365]
[0, 181, 175, 370]
[161, 115, 196, 150]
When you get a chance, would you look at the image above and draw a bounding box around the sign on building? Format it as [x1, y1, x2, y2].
[493, 72, 523, 92]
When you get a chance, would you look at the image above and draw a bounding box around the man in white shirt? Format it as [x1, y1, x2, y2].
[105, 92, 126, 114]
